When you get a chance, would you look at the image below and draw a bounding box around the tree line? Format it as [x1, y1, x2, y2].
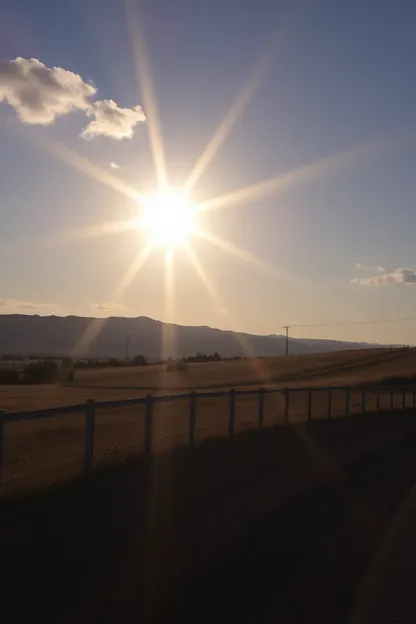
[0, 351, 243, 384]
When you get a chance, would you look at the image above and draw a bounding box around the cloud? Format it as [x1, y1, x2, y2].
[0, 57, 146, 140]
[0, 298, 58, 311]
[109, 161, 120, 169]
[81, 99, 146, 139]
[94, 301, 130, 312]
[355, 263, 385, 273]
[212, 306, 227, 315]
[352, 268, 416, 285]
[0, 56, 96, 125]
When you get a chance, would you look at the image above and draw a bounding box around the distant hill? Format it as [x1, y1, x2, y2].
[0, 314, 384, 359]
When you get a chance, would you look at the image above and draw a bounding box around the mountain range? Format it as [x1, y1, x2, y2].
[0, 314, 383, 359]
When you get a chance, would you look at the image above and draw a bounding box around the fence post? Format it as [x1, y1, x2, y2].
[284, 388, 290, 425]
[258, 389, 264, 429]
[402, 389, 406, 409]
[145, 394, 154, 452]
[189, 392, 197, 444]
[0, 411, 4, 491]
[361, 388, 366, 414]
[228, 389, 236, 437]
[345, 388, 350, 416]
[390, 390, 394, 411]
[84, 399, 96, 474]
[327, 387, 332, 419]
[307, 387, 312, 423]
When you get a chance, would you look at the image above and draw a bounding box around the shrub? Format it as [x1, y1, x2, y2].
[65, 369, 75, 383]
[22, 361, 59, 384]
[183, 352, 222, 363]
[0, 368, 20, 385]
[131, 354, 148, 366]
[166, 359, 188, 372]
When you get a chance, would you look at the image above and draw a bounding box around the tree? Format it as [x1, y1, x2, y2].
[0, 369, 19, 384]
[22, 361, 58, 384]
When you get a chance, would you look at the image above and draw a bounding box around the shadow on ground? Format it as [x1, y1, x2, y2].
[1, 410, 416, 623]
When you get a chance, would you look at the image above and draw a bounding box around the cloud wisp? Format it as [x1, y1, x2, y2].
[352, 267, 416, 285]
[0, 57, 146, 139]
[82, 100, 146, 140]
[0, 298, 58, 311]
[110, 161, 120, 169]
[94, 301, 130, 312]
[355, 262, 385, 273]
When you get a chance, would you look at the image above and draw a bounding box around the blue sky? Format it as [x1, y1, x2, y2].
[1, 0, 416, 344]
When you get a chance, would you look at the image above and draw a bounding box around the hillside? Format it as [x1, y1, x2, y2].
[0, 314, 383, 359]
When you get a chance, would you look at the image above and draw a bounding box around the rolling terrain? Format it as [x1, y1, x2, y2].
[0, 347, 415, 494]
[0, 314, 384, 358]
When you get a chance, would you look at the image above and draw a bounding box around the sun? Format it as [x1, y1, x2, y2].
[139, 188, 197, 247]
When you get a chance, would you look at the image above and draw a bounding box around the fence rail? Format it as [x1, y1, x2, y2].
[1, 383, 416, 489]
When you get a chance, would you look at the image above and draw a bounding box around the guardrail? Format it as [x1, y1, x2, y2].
[1, 383, 416, 489]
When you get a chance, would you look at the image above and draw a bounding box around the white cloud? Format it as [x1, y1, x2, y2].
[352, 268, 416, 285]
[0, 57, 146, 140]
[110, 161, 120, 169]
[0, 298, 58, 311]
[355, 263, 385, 273]
[94, 301, 130, 312]
[81, 99, 146, 139]
[0, 57, 96, 125]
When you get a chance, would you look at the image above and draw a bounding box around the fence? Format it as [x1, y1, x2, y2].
[1, 383, 416, 490]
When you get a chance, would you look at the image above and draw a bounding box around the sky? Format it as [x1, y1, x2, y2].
[1, 0, 416, 345]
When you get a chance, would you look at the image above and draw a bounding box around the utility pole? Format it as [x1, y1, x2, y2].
[282, 325, 290, 357]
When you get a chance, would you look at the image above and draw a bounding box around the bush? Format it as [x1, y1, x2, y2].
[166, 359, 188, 372]
[131, 354, 148, 366]
[1, 354, 23, 361]
[183, 352, 222, 363]
[0, 368, 20, 385]
[65, 369, 75, 383]
[22, 361, 59, 385]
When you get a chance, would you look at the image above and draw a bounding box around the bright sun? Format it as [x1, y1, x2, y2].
[139, 188, 197, 247]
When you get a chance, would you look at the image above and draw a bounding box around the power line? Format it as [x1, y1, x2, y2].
[291, 315, 416, 330]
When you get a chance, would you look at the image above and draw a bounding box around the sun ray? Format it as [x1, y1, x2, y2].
[161, 245, 176, 360]
[112, 242, 154, 301]
[68, 218, 141, 241]
[183, 47, 275, 197]
[183, 243, 226, 310]
[126, 0, 168, 190]
[198, 135, 408, 214]
[72, 317, 109, 358]
[72, 242, 154, 356]
[20, 128, 142, 203]
[183, 243, 275, 376]
[192, 225, 290, 279]
[74, 245, 154, 356]
[182, 2, 306, 198]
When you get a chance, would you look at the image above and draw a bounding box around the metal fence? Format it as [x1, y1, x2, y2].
[1, 383, 416, 489]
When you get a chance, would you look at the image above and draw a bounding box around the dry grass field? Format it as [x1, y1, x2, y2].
[3, 412, 416, 624]
[0, 346, 415, 492]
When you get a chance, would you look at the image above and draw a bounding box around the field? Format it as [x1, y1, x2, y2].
[1, 346, 416, 492]
[2, 411, 416, 623]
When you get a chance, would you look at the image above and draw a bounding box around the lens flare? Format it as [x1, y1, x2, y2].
[139, 189, 198, 247]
